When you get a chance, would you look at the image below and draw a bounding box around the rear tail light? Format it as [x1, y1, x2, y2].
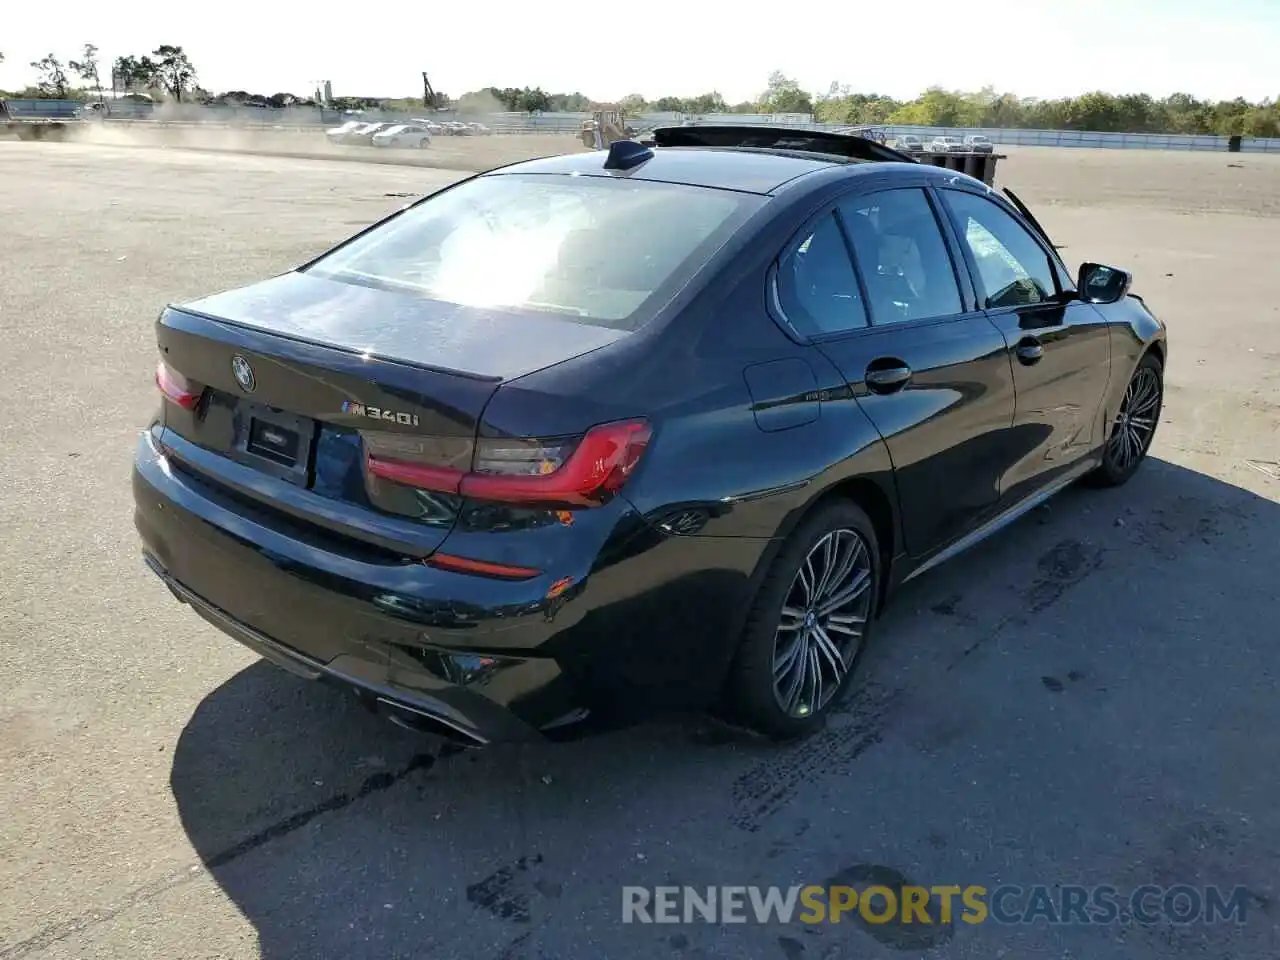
[364, 419, 651, 508]
[155, 361, 203, 410]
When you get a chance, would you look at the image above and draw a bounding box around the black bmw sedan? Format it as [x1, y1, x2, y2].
[133, 129, 1167, 745]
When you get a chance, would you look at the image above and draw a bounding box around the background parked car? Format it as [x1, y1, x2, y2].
[410, 118, 446, 136]
[372, 123, 433, 148]
[930, 135, 965, 152]
[346, 122, 396, 145]
[467, 122, 493, 135]
[324, 120, 366, 144]
[965, 134, 994, 154]
[894, 134, 924, 153]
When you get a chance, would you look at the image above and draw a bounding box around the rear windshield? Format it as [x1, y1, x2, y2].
[304, 172, 762, 330]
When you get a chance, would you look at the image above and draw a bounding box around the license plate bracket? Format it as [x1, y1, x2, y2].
[232, 403, 316, 487]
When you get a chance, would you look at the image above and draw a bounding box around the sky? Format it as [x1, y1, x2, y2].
[2, 0, 1277, 104]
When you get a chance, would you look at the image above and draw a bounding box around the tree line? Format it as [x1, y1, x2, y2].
[3, 44, 201, 103]
[810, 81, 1280, 138]
[616, 72, 1280, 138]
[3, 51, 1277, 136]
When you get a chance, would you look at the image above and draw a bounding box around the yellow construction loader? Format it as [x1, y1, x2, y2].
[579, 111, 637, 149]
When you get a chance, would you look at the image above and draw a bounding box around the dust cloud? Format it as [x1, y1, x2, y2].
[62, 117, 587, 173]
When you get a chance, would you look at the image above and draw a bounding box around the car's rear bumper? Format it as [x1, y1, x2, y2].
[142, 553, 538, 744]
[133, 428, 767, 742]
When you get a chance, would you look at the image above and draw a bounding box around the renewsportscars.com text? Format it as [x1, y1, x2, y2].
[622, 884, 1252, 926]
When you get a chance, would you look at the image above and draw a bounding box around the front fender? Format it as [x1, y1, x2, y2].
[1098, 294, 1168, 419]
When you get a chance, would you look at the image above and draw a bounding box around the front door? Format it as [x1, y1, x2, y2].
[937, 187, 1113, 503]
[773, 185, 1016, 557]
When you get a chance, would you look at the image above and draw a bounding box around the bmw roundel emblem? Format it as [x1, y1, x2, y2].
[231, 354, 256, 393]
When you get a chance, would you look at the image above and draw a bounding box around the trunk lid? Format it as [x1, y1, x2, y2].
[183, 271, 629, 381]
[155, 272, 629, 558]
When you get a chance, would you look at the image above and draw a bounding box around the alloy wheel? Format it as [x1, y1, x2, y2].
[1108, 365, 1161, 472]
[772, 528, 873, 719]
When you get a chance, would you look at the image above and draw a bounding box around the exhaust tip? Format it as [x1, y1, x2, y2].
[374, 697, 485, 748]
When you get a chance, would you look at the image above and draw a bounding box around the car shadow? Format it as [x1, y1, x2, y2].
[170, 457, 1280, 960]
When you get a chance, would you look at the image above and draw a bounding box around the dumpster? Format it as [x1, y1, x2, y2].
[917, 150, 1006, 186]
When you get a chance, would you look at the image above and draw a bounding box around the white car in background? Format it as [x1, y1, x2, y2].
[372, 123, 433, 149]
[410, 118, 447, 135]
[324, 120, 366, 144]
[965, 134, 995, 154]
[346, 122, 396, 145]
[930, 136, 965, 153]
[893, 134, 924, 154]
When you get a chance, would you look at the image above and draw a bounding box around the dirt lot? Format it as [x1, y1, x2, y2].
[1, 141, 1278, 960]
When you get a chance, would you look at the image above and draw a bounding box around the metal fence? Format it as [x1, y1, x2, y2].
[6, 98, 1279, 152]
[682, 116, 1280, 154]
[868, 124, 1280, 154]
[3, 98, 84, 120]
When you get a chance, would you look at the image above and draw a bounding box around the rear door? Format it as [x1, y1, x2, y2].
[773, 184, 1016, 557]
[936, 186, 1112, 502]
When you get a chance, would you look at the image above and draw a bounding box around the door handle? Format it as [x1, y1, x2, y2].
[865, 363, 912, 394]
[1016, 339, 1044, 365]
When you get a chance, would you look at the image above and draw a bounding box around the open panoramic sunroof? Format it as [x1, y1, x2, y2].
[650, 125, 918, 164]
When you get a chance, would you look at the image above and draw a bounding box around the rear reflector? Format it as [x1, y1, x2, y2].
[425, 552, 541, 581]
[366, 419, 651, 508]
[156, 361, 202, 410]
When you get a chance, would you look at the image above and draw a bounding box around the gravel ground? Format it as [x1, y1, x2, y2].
[1, 141, 1278, 960]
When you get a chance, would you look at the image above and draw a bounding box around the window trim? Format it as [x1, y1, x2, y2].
[936, 186, 1069, 313]
[923, 187, 981, 313]
[835, 186, 972, 328]
[766, 179, 997, 346]
[770, 208, 872, 343]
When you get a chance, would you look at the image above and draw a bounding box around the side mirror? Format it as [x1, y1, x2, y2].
[1077, 262, 1132, 304]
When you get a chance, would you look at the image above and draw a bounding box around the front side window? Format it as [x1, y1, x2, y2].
[306, 173, 760, 330]
[775, 213, 868, 337]
[837, 188, 963, 324]
[942, 190, 1058, 309]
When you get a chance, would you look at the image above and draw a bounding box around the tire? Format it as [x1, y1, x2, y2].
[1084, 351, 1163, 488]
[727, 499, 880, 740]
[417, 138, 429, 149]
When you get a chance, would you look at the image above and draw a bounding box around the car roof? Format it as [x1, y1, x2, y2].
[493, 148, 854, 195]
[491, 146, 963, 196]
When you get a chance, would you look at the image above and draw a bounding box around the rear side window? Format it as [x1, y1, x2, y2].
[305, 173, 761, 330]
[775, 213, 869, 337]
[837, 188, 963, 324]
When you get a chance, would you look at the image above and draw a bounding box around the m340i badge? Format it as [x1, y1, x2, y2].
[342, 401, 420, 427]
